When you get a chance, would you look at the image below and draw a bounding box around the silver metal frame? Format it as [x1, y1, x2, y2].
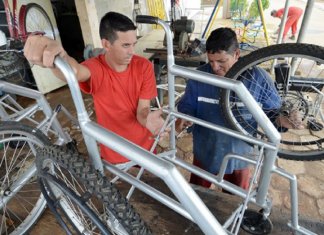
[0, 81, 72, 145]
[49, 16, 319, 235]
[0, 12, 317, 234]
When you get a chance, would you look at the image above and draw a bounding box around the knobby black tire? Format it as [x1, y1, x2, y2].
[221, 43, 324, 161]
[0, 121, 50, 235]
[226, 43, 324, 76]
[36, 145, 151, 235]
[0, 121, 51, 144]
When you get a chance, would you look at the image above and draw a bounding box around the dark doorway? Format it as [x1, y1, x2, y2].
[51, 0, 85, 62]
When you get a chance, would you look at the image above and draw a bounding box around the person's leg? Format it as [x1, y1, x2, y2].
[223, 168, 250, 190]
[283, 16, 295, 40]
[289, 13, 302, 38]
[291, 21, 297, 37]
[291, 14, 302, 36]
[189, 158, 212, 188]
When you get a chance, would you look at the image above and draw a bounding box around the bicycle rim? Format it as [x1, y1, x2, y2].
[38, 172, 110, 235]
[0, 122, 49, 234]
[21, 3, 55, 40]
[36, 145, 152, 235]
[222, 43, 324, 161]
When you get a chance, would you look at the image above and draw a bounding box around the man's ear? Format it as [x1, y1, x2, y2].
[101, 39, 111, 50]
[234, 48, 240, 60]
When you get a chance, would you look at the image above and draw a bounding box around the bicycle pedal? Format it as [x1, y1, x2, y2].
[241, 209, 273, 235]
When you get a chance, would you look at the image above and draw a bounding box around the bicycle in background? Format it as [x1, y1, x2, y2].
[0, 0, 55, 88]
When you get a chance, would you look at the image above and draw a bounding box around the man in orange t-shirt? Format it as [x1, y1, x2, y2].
[271, 7, 303, 41]
[79, 53, 157, 163]
[24, 12, 167, 163]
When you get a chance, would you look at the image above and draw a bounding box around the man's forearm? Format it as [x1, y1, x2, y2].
[137, 107, 150, 127]
[51, 55, 90, 82]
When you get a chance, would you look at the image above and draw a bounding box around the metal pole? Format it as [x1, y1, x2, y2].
[296, 0, 314, 43]
[201, 0, 221, 39]
[291, 0, 314, 75]
[205, 0, 223, 39]
[276, 0, 291, 44]
[256, 0, 269, 46]
[271, 0, 291, 73]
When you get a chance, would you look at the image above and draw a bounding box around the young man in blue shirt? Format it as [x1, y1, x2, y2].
[177, 27, 300, 190]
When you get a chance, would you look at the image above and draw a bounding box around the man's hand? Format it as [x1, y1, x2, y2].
[146, 109, 170, 139]
[24, 35, 66, 68]
[175, 118, 193, 133]
[277, 110, 305, 129]
[24, 35, 90, 82]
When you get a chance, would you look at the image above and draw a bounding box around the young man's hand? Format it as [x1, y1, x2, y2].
[277, 110, 305, 129]
[175, 118, 193, 133]
[24, 35, 66, 68]
[146, 110, 170, 139]
[24, 35, 90, 82]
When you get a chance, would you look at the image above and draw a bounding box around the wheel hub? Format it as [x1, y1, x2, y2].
[241, 209, 273, 235]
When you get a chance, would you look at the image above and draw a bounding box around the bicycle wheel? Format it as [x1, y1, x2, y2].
[19, 3, 56, 40]
[0, 121, 49, 234]
[221, 43, 324, 161]
[36, 145, 151, 235]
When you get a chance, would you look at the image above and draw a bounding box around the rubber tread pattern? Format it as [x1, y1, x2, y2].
[36, 145, 152, 235]
[226, 43, 324, 79]
[0, 121, 51, 144]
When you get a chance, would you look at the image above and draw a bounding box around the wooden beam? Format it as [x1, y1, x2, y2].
[74, 0, 101, 48]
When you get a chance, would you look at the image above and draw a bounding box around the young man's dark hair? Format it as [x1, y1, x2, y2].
[206, 27, 239, 55]
[271, 10, 277, 17]
[99, 11, 137, 43]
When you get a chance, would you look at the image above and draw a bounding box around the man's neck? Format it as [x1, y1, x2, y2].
[105, 54, 128, 72]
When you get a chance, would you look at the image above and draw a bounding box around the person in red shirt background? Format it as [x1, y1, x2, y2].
[271, 7, 303, 41]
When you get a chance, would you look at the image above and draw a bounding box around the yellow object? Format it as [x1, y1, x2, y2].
[146, 0, 166, 29]
[256, 0, 269, 46]
[205, 0, 223, 39]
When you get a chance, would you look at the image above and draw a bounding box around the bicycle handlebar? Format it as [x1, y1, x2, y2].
[53, 56, 90, 123]
[136, 15, 159, 24]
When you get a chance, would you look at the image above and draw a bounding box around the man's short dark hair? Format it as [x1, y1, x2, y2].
[99, 12, 137, 43]
[271, 10, 277, 17]
[206, 27, 239, 55]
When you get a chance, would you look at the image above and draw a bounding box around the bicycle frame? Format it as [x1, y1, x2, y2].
[52, 15, 317, 235]
[4, 0, 18, 38]
[0, 80, 72, 145]
[3, 0, 29, 40]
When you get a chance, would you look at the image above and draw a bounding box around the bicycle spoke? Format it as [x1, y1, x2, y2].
[223, 43, 324, 161]
[0, 122, 48, 234]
